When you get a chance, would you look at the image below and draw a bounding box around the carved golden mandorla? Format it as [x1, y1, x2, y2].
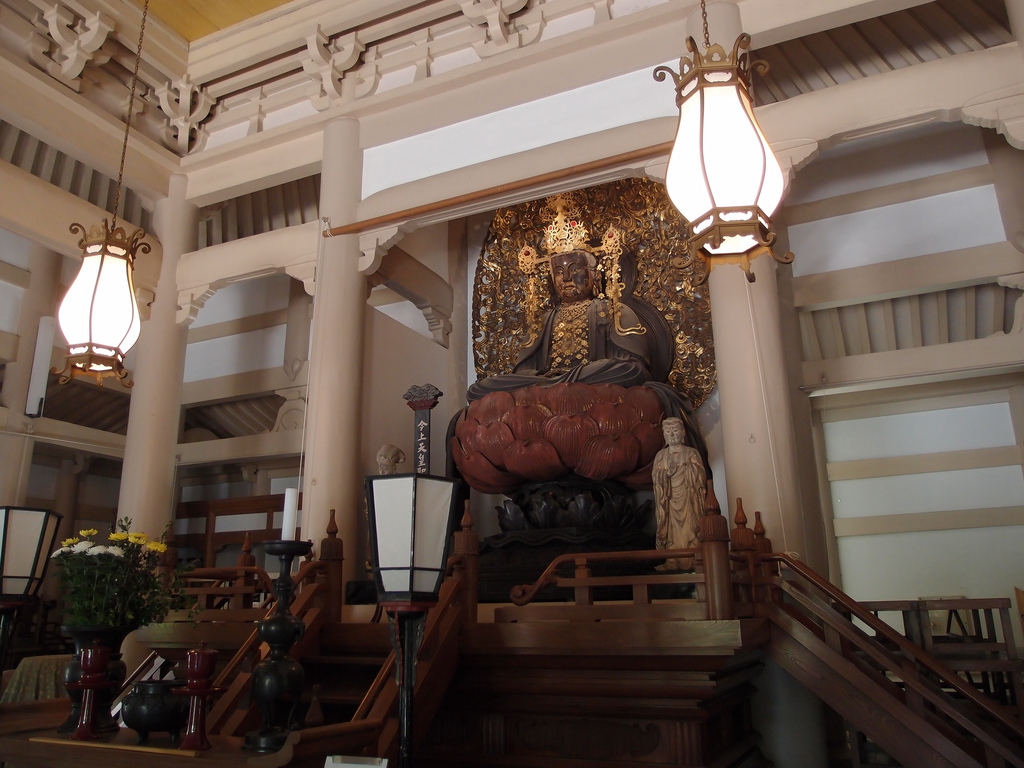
[472, 178, 716, 408]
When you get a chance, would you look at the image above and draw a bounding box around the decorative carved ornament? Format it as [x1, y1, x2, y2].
[156, 75, 214, 154]
[473, 178, 716, 408]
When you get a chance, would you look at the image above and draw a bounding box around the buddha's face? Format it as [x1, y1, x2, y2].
[551, 251, 597, 304]
[662, 419, 684, 447]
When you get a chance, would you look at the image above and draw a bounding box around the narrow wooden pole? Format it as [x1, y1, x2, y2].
[235, 532, 256, 609]
[322, 141, 674, 237]
[701, 501, 734, 620]
[730, 499, 755, 607]
[319, 508, 345, 623]
[451, 502, 479, 623]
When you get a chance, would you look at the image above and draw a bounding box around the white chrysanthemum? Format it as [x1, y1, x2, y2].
[50, 547, 69, 558]
[105, 545, 125, 557]
[71, 541, 94, 553]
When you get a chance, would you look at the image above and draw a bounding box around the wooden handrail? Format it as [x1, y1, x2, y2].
[509, 546, 702, 606]
[185, 565, 276, 596]
[763, 553, 1024, 765]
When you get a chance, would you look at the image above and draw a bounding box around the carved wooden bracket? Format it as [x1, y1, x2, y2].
[35, 3, 112, 90]
[175, 268, 279, 326]
[272, 386, 307, 432]
[156, 75, 214, 155]
[962, 86, 1024, 151]
[358, 226, 403, 274]
[303, 27, 364, 111]
[374, 246, 454, 348]
[459, 0, 542, 57]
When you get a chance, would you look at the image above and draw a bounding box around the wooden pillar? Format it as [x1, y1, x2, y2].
[117, 173, 197, 536]
[302, 117, 366, 590]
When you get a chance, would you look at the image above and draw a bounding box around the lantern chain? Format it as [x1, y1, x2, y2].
[699, 0, 710, 51]
[111, 0, 150, 233]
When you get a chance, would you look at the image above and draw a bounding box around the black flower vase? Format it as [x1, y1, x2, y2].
[59, 625, 133, 734]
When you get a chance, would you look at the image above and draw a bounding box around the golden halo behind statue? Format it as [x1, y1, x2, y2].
[472, 177, 716, 409]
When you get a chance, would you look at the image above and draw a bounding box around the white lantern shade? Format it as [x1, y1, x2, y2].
[366, 474, 460, 605]
[664, 55, 784, 257]
[0, 507, 62, 598]
[58, 242, 141, 371]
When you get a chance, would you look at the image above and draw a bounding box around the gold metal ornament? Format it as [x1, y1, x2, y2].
[472, 178, 716, 408]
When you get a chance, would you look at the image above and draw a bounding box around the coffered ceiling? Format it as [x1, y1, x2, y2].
[136, 0, 297, 42]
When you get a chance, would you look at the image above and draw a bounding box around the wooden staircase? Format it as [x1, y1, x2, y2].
[129, 499, 1024, 767]
[759, 555, 1024, 768]
[5, 501, 1022, 768]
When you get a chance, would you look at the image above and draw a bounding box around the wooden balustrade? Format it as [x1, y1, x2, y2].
[174, 493, 305, 567]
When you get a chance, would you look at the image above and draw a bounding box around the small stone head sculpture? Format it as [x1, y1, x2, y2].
[375, 443, 406, 475]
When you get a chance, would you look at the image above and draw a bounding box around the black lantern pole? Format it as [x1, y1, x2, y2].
[243, 538, 312, 751]
[365, 473, 460, 768]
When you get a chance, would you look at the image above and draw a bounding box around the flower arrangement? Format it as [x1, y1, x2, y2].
[51, 516, 179, 629]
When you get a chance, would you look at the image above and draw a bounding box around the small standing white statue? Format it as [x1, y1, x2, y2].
[376, 444, 406, 476]
[652, 416, 707, 570]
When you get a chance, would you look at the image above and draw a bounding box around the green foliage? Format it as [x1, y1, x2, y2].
[50, 516, 184, 628]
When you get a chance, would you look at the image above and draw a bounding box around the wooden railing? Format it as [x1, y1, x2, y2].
[759, 554, 1024, 768]
[855, 598, 1024, 720]
[505, 501, 1024, 768]
[174, 493, 305, 567]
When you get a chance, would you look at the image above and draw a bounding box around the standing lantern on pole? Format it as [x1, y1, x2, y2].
[365, 473, 460, 768]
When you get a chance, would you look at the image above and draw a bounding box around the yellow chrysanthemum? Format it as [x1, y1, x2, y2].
[128, 532, 149, 544]
[109, 532, 129, 541]
[61, 536, 80, 547]
[144, 541, 168, 553]
[79, 528, 98, 538]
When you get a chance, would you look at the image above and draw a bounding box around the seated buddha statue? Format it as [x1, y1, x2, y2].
[467, 247, 651, 398]
[463, 204, 708, 475]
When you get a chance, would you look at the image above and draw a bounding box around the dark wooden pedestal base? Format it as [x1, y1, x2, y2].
[421, 619, 771, 768]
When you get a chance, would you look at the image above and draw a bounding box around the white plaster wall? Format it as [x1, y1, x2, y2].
[0, 227, 33, 270]
[822, 403, 1017, 460]
[26, 463, 57, 500]
[361, 66, 677, 197]
[0, 282, 23, 335]
[823, 399, 1024, 614]
[791, 122, 1024, 623]
[837, 526, 1024, 609]
[400, 222, 451, 283]
[80, 474, 121, 510]
[183, 324, 287, 382]
[788, 185, 1006, 277]
[373, 302, 431, 340]
[362, 306, 457, 480]
[190, 273, 292, 328]
[179, 481, 253, 502]
[785, 122, 990, 205]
